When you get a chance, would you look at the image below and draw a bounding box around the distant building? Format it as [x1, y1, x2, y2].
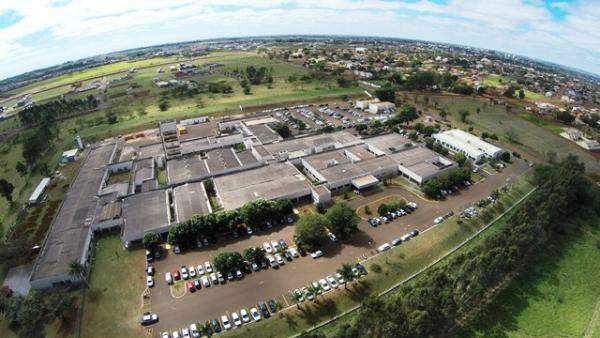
[28, 177, 51, 205]
[355, 99, 379, 110]
[61, 149, 79, 163]
[433, 129, 504, 162]
[368, 101, 396, 114]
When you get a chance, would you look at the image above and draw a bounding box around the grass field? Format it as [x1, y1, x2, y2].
[460, 217, 600, 338]
[482, 74, 557, 103]
[415, 94, 600, 172]
[80, 235, 146, 338]
[224, 176, 534, 338]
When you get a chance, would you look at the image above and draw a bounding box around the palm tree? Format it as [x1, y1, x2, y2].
[306, 284, 321, 303]
[337, 263, 354, 289]
[291, 291, 303, 308]
[68, 260, 88, 288]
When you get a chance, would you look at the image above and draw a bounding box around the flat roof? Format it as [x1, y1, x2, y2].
[138, 143, 164, 159]
[365, 133, 412, 154]
[29, 177, 51, 202]
[214, 162, 311, 210]
[179, 121, 217, 141]
[205, 148, 241, 173]
[434, 129, 503, 157]
[31, 142, 115, 282]
[389, 146, 455, 178]
[166, 154, 209, 184]
[173, 182, 211, 223]
[263, 131, 361, 156]
[121, 189, 170, 242]
[352, 175, 379, 189]
[132, 158, 154, 186]
[236, 149, 259, 165]
[245, 124, 281, 144]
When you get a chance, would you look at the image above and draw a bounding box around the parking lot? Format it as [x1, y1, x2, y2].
[148, 159, 529, 335]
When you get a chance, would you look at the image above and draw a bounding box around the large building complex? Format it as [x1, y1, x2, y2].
[29, 112, 472, 290]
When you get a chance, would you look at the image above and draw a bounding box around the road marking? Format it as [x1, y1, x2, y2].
[282, 294, 290, 307]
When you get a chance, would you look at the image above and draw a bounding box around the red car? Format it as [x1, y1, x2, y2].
[186, 280, 195, 292]
[173, 270, 181, 281]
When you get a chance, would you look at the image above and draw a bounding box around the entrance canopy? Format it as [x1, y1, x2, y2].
[351, 174, 379, 190]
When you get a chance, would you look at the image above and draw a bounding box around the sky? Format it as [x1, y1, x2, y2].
[0, 0, 599, 81]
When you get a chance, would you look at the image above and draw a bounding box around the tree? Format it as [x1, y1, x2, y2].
[0, 179, 15, 203]
[458, 109, 470, 123]
[518, 89, 525, 99]
[556, 110, 575, 123]
[500, 152, 511, 162]
[243, 247, 266, 263]
[355, 123, 368, 134]
[503, 86, 517, 98]
[142, 232, 160, 253]
[439, 109, 447, 120]
[423, 178, 442, 198]
[397, 104, 419, 125]
[105, 111, 118, 124]
[405, 70, 437, 90]
[293, 214, 330, 251]
[15, 162, 27, 176]
[306, 283, 322, 302]
[272, 123, 291, 138]
[378, 203, 389, 216]
[374, 83, 395, 102]
[68, 260, 88, 287]
[213, 251, 244, 274]
[325, 202, 359, 239]
[337, 263, 354, 288]
[291, 290, 303, 308]
[453, 152, 467, 167]
[158, 99, 169, 111]
[546, 150, 557, 164]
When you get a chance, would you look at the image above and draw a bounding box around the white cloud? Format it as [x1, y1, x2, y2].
[0, 0, 599, 79]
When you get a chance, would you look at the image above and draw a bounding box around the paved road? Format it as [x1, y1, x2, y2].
[149, 160, 529, 335]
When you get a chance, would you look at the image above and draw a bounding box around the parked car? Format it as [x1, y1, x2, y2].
[210, 273, 218, 285]
[289, 247, 299, 258]
[328, 233, 338, 242]
[210, 319, 221, 333]
[146, 276, 154, 288]
[201, 276, 210, 287]
[180, 266, 189, 280]
[189, 324, 200, 338]
[196, 265, 204, 275]
[240, 309, 251, 323]
[165, 272, 173, 285]
[217, 272, 225, 283]
[236, 270, 243, 279]
[204, 262, 213, 273]
[246, 226, 254, 235]
[251, 262, 260, 271]
[173, 271, 181, 281]
[186, 281, 195, 292]
[182, 327, 190, 338]
[231, 312, 242, 326]
[267, 299, 278, 313]
[391, 238, 402, 246]
[294, 289, 305, 302]
[161, 332, 170, 338]
[335, 273, 346, 285]
[279, 239, 287, 249]
[304, 287, 314, 301]
[356, 263, 368, 275]
[326, 275, 338, 289]
[193, 279, 201, 290]
[257, 301, 271, 318]
[410, 230, 419, 237]
[146, 266, 154, 276]
[250, 307, 261, 321]
[173, 245, 181, 254]
[297, 246, 307, 256]
[434, 216, 444, 224]
[311, 250, 324, 259]
[263, 242, 273, 254]
[172, 331, 181, 338]
[401, 234, 411, 242]
[377, 243, 391, 252]
[140, 312, 158, 325]
[319, 278, 331, 291]
[221, 315, 232, 330]
[275, 253, 285, 265]
[271, 240, 280, 252]
[283, 251, 293, 261]
[188, 266, 196, 278]
[267, 255, 278, 268]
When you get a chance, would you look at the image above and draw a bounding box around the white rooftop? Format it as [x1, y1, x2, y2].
[433, 129, 503, 159]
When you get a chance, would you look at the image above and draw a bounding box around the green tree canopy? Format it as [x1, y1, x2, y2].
[325, 202, 359, 239]
[294, 214, 330, 251]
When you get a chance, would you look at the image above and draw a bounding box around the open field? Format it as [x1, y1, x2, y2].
[482, 75, 557, 103]
[412, 94, 599, 172]
[80, 235, 146, 338]
[223, 176, 534, 338]
[459, 217, 600, 338]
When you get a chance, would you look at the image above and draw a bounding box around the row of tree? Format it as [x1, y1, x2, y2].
[18, 95, 98, 126]
[422, 168, 472, 198]
[166, 198, 293, 248]
[328, 156, 599, 338]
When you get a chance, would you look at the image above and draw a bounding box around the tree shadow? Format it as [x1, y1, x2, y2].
[298, 299, 338, 325]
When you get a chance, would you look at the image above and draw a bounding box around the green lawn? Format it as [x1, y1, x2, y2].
[460, 217, 600, 338]
[80, 235, 146, 338]
[225, 176, 534, 338]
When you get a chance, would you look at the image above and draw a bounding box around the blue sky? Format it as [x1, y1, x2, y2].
[0, 0, 599, 80]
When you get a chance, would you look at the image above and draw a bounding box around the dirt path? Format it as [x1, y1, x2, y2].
[584, 296, 600, 338]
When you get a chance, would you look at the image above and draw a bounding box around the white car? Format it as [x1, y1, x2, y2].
[250, 307, 261, 321]
[161, 332, 170, 338]
[401, 234, 412, 242]
[188, 266, 196, 278]
[274, 253, 285, 265]
[204, 262, 213, 273]
[146, 275, 154, 287]
[289, 247, 299, 257]
[172, 331, 181, 338]
[326, 275, 338, 288]
[263, 242, 273, 254]
[231, 312, 242, 326]
[335, 273, 346, 285]
[377, 243, 391, 252]
[196, 265, 204, 275]
[165, 272, 173, 285]
[181, 327, 190, 338]
[240, 309, 251, 323]
[311, 250, 324, 259]
[221, 315, 232, 330]
[434, 216, 444, 224]
[319, 278, 331, 291]
[181, 267, 189, 280]
[210, 272, 218, 284]
[294, 289, 305, 302]
[200, 275, 210, 287]
[271, 240, 280, 251]
[189, 323, 200, 338]
[267, 255, 278, 268]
